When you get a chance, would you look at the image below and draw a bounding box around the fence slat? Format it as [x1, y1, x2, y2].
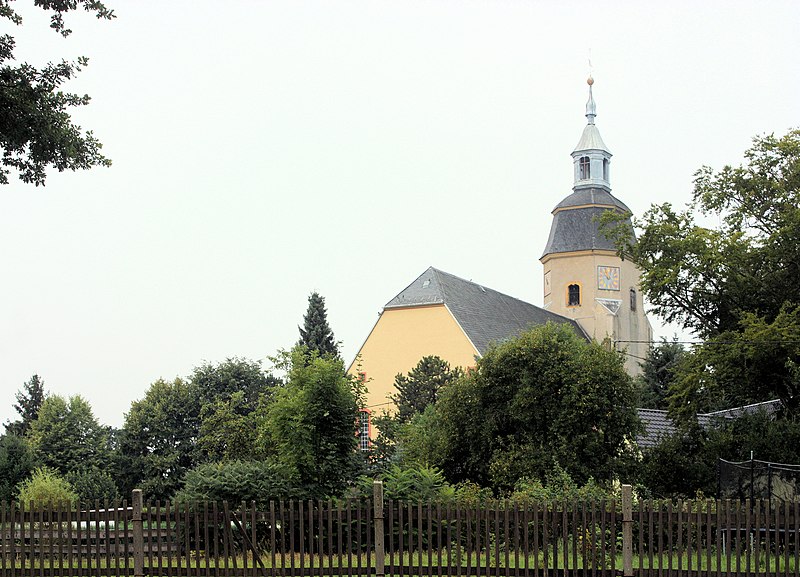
[365, 498, 372, 574]
[334, 500, 340, 576]
[696, 500, 702, 574]
[755, 499, 762, 577]
[686, 501, 693, 576]
[513, 501, 520, 577]
[601, 498, 608, 576]
[706, 499, 719, 575]
[455, 501, 461, 577]
[356, 501, 364, 575]
[437, 502, 443, 577]
[781, 500, 788, 577]
[676, 499, 683, 575]
[793, 500, 798, 577]
[561, 503, 568, 575]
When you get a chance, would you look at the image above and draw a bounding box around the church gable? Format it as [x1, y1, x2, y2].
[386, 266, 587, 355]
[351, 266, 589, 413]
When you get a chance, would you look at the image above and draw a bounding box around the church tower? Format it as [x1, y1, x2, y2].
[540, 78, 652, 375]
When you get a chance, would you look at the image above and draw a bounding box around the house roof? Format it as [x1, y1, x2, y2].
[385, 267, 588, 354]
[636, 400, 782, 449]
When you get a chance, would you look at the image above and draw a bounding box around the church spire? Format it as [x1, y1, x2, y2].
[585, 76, 597, 124]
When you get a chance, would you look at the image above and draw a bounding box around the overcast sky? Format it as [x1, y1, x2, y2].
[1, 1, 797, 429]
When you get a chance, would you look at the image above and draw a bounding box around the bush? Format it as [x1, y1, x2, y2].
[510, 463, 612, 502]
[634, 428, 715, 499]
[355, 465, 456, 502]
[634, 411, 800, 499]
[16, 467, 78, 507]
[451, 481, 494, 506]
[175, 460, 301, 505]
[66, 467, 119, 505]
[0, 433, 36, 501]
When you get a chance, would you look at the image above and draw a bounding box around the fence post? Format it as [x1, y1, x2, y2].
[373, 480, 385, 577]
[132, 489, 144, 577]
[622, 484, 633, 577]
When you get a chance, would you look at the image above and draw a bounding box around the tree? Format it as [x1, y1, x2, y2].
[368, 410, 402, 472]
[28, 395, 109, 475]
[196, 391, 267, 461]
[602, 129, 800, 418]
[435, 323, 639, 492]
[116, 378, 201, 500]
[369, 356, 462, 469]
[190, 357, 280, 412]
[262, 348, 361, 499]
[0, 432, 36, 501]
[637, 339, 686, 410]
[65, 467, 119, 505]
[391, 356, 462, 424]
[0, 0, 114, 186]
[635, 428, 715, 499]
[6, 374, 46, 435]
[191, 358, 280, 461]
[117, 358, 279, 498]
[298, 292, 339, 358]
[394, 405, 446, 469]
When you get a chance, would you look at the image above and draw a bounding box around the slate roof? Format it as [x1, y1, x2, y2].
[542, 188, 634, 258]
[554, 188, 630, 212]
[385, 267, 588, 354]
[636, 409, 679, 449]
[636, 400, 782, 449]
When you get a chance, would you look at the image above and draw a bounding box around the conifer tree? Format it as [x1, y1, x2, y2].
[7, 374, 46, 435]
[391, 356, 462, 423]
[298, 292, 339, 358]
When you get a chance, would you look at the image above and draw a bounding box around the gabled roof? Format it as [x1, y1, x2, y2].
[385, 267, 588, 354]
[636, 400, 782, 449]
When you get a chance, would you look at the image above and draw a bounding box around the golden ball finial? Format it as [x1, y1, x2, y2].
[587, 76, 594, 86]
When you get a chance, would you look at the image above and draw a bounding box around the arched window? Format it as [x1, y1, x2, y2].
[603, 158, 609, 180]
[579, 156, 591, 179]
[630, 288, 637, 311]
[568, 283, 581, 306]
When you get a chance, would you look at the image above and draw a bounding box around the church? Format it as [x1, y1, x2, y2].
[348, 78, 653, 430]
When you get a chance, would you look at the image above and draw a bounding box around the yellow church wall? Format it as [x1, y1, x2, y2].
[348, 304, 479, 416]
[541, 249, 652, 375]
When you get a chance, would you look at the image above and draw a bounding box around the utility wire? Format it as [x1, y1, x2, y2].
[615, 339, 800, 345]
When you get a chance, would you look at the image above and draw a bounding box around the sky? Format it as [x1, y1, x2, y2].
[1, 1, 798, 429]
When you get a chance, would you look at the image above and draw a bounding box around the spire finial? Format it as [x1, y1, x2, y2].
[585, 76, 596, 125]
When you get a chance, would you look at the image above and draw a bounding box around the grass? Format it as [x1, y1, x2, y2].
[4, 545, 799, 575]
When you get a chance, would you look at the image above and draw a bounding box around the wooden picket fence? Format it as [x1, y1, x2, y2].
[1, 485, 799, 576]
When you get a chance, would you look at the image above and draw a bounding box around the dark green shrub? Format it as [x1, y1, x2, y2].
[66, 467, 119, 505]
[175, 459, 301, 505]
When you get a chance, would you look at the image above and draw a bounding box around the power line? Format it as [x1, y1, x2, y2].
[616, 349, 650, 362]
[615, 339, 800, 345]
